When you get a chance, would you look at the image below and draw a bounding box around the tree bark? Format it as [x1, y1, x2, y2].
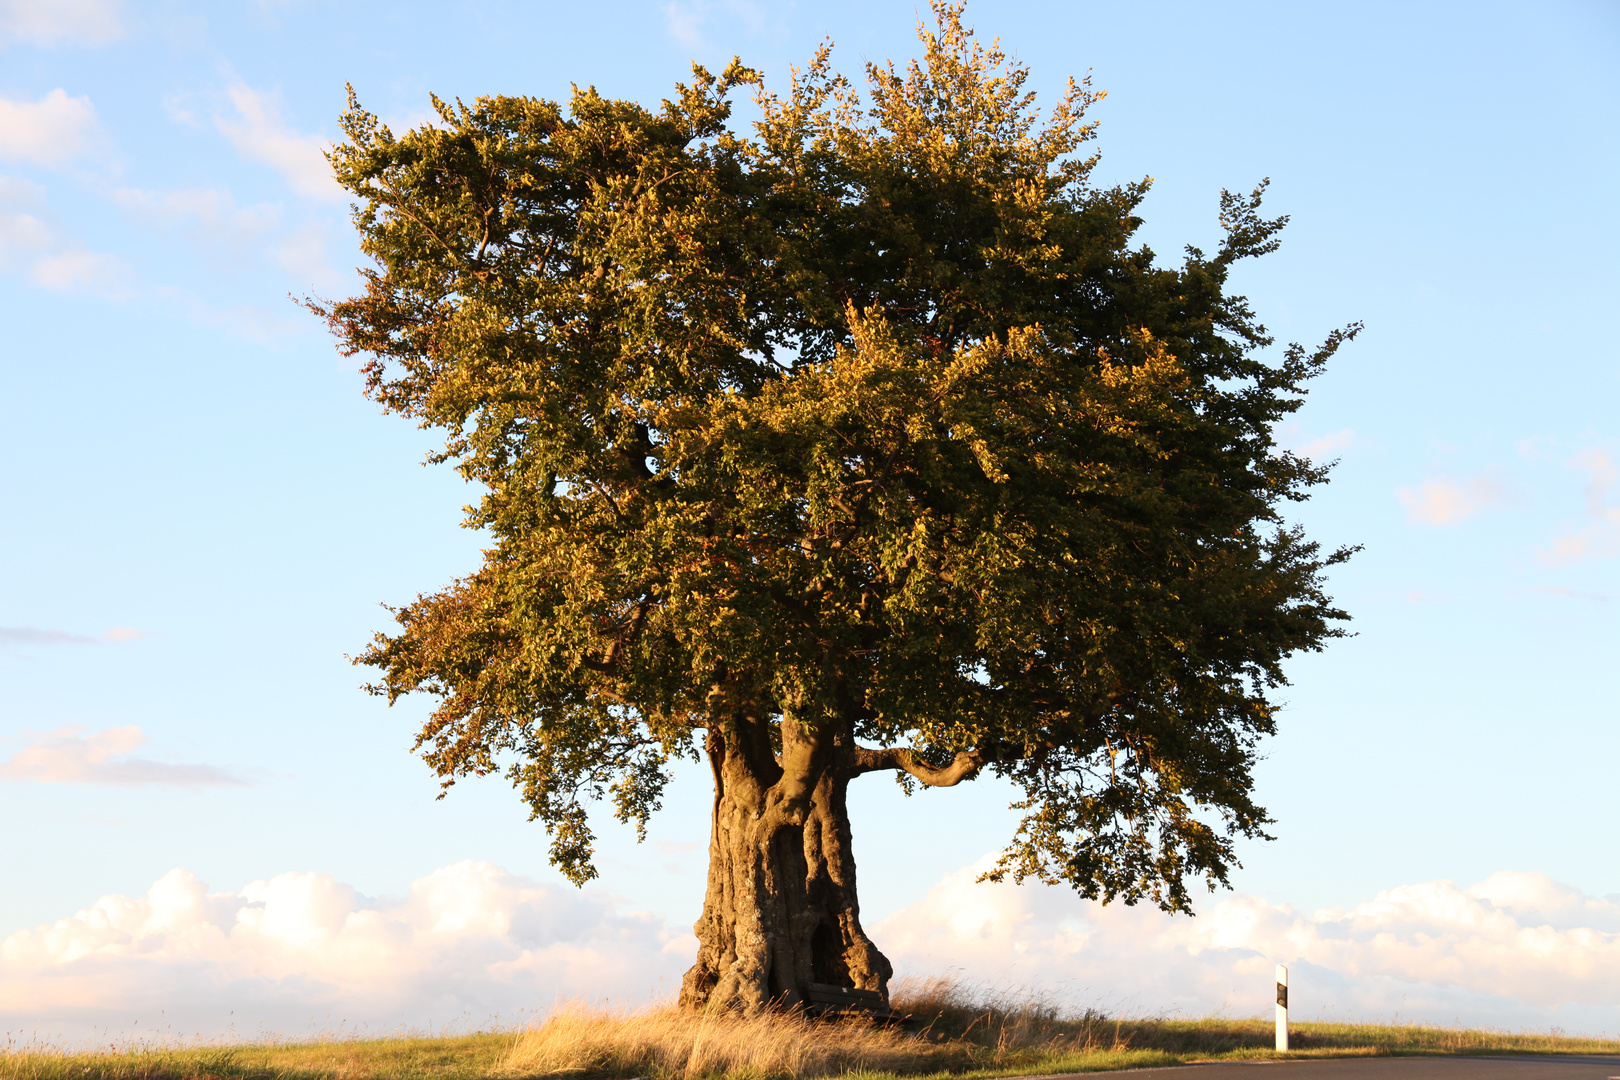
[679, 716, 892, 1011]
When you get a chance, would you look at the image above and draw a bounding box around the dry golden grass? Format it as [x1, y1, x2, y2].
[5, 978, 1617, 1080]
[497, 1000, 943, 1079]
[493, 976, 1145, 1080]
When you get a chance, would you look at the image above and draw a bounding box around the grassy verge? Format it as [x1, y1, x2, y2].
[5, 978, 1616, 1080]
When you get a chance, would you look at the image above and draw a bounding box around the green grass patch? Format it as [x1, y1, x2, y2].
[5, 988, 1616, 1080]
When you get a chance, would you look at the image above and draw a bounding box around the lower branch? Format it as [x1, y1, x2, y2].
[849, 745, 984, 787]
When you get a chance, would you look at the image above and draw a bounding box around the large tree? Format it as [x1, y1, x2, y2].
[314, 4, 1355, 1013]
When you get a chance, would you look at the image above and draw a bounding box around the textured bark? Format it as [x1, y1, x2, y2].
[679, 717, 892, 1011]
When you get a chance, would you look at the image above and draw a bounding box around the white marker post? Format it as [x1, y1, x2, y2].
[1275, 963, 1289, 1052]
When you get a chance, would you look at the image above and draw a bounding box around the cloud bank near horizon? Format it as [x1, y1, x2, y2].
[3, 858, 1617, 1044]
[1, 861, 692, 1043]
[874, 857, 1620, 1037]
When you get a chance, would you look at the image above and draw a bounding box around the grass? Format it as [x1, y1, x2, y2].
[5, 977, 1617, 1080]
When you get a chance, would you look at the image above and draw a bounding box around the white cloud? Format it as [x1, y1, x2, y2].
[0, 0, 124, 47]
[1514, 585, 1609, 602]
[100, 185, 344, 315]
[664, 1, 706, 50]
[0, 171, 138, 296]
[1516, 435, 1557, 460]
[113, 186, 281, 250]
[0, 861, 690, 1042]
[0, 88, 104, 167]
[0, 204, 50, 250]
[212, 83, 340, 201]
[875, 857, 1620, 1034]
[0, 625, 96, 644]
[662, 0, 768, 52]
[0, 625, 149, 645]
[109, 184, 347, 291]
[271, 220, 346, 290]
[0, 173, 52, 256]
[147, 283, 307, 340]
[1291, 428, 1356, 462]
[0, 177, 298, 335]
[5, 857, 1619, 1044]
[1540, 448, 1620, 565]
[1396, 471, 1506, 526]
[110, 184, 335, 284]
[30, 247, 135, 296]
[0, 725, 245, 787]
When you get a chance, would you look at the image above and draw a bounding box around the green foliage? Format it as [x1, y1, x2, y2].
[313, 2, 1357, 908]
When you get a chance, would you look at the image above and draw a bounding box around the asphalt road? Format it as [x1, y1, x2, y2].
[1036, 1058, 1620, 1079]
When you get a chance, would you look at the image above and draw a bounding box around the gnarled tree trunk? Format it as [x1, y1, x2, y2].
[679, 715, 892, 1011]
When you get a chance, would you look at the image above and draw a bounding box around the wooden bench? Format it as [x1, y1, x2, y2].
[804, 982, 902, 1022]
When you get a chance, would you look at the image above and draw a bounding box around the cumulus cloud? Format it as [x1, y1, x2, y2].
[0, 0, 124, 47]
[212, 83, 340, 201]
[1396, 471, 1506, 526]
[0, 88, 104, 167]
[5, 857, 1619, 1044]
[1540, 448, 1620, 565]
[875, 857, 1620, 1034]
[0, 725, 245, 787]
[0, 861, 691, 1042]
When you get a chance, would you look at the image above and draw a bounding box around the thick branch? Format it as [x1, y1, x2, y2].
[581, 594, 655, 673]
[850, 745, 984, 787]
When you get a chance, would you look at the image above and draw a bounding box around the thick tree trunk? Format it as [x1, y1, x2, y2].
[679, 717, 892, 1011]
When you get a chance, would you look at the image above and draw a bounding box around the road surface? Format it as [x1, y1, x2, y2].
[1034, 1057, 1620, 1079]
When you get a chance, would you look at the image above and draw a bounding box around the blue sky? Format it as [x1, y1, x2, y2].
[1, 0, 1617, 1040]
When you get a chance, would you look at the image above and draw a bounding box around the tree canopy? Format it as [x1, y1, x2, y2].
[314, 1, 1355, 1009]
